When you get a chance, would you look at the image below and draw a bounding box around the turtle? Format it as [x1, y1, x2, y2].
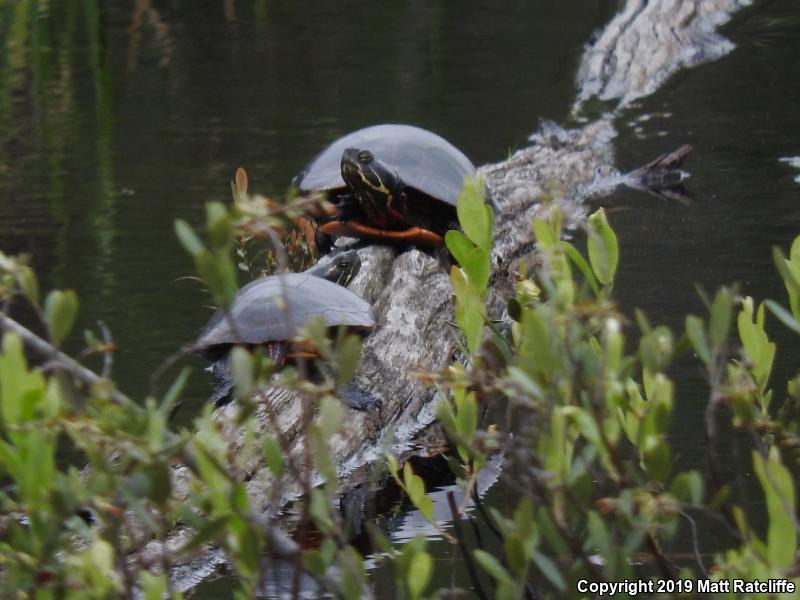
[293, 124, 478, 249]
[194, 250, 378, 409]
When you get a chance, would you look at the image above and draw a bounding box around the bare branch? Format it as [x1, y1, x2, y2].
[0, 311, 132, 405]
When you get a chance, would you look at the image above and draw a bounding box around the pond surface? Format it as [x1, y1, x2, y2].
[2, 0, 799, 595]
[608, 0, 800, 480]
[0, 0, 615, 411]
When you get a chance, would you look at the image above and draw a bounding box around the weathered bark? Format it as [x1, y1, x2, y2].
[169, 0, 750, 590]
[574, 0, 752, 111]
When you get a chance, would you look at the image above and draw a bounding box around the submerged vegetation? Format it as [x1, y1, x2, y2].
[1, 176, 800, 598]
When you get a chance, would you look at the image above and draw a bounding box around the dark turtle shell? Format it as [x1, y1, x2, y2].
[195, 272, 374, 359]
[294, 124, 476, 206]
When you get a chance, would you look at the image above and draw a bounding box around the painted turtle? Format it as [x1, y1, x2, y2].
[293, 124, 477, 248]
[195, 251, 376, 408]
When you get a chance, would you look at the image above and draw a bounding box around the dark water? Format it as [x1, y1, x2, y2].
[2, 0, 798, 595]
[0, 0, 615, 411]
[607, 0, 800, 477]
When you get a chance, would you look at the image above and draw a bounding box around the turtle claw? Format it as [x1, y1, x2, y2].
[340, 381, 382, 411]
[314, 228, 335, 254]
[210, 357, 234, 406]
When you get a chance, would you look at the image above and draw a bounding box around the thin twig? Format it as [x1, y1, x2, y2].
[471, 486, 504, 542]
[149, 343, 195, 400]
[0, 311, 131, 405]
[97, 320, 115, 379]
[447, 491, 489, 600]
[679, 510, 707, 577]
[645, 532, 678, 580]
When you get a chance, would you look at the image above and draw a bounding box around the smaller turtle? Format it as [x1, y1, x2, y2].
[294, 124, 479, 250]
[195, 250, 377, 409]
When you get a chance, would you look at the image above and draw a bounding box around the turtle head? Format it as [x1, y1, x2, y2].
[306, 249, 361, 286]
[340, 148, 403, 221]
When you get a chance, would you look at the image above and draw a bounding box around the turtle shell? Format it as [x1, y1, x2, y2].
[294, 124, 476, 206]
[195, 272, 375, 358]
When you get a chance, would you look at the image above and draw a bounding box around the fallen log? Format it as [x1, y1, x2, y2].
[168, 0, 750, 590]
[574, 0, 752, 111]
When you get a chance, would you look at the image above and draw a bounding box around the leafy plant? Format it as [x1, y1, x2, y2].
[446, 175, 493, 354]
[430, 206, 800, 598]
[3, 175, 800, 599]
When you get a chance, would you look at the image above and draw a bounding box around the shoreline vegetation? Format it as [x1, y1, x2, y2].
[4, 197, 800, 598]
[4, 1, 795, 598]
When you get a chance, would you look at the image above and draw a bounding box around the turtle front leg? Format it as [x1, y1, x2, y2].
[318, 220, 444, 247]
[339, 381, 382, 411]
[330, 190, 363, 221]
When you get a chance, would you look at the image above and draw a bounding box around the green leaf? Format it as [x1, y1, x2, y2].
[773, 246, 800, 319]
[445, 229, 476, 267]
[160, 367, 190, 418]
[753, 448, 797, 569]
[454, 389, 478, 446]
[737, 297, 775, 392]
[518, 307, 564, 380]
[229, 346, 254, 399]
[505, 367, 544, 400]
[139, 572, 168, 600]
[536, 507, 569, 557]
[44, 289, 79, 345]
[309, 488, 333, 534]
[406, 550, 433, 600]
[0, 334, 41, 425]
[206, 202, 233, 251]
[303, 549, 328, 577]
[462, 246, 491, 293]
[336, 333, 362, 388]
[791, 234, 800, 261]
[639, 325, 673, 374]
[670, 471, 704, 504]
[587, 511, 614, 572]
[708, 288, 733, 348]
[404, 461, 423, 499]
[532, 550, 566, 592]
[310, 426, 336, 486]
[765, 299, 800, 335]
[685, 315, 711, 365]
[496, 582, 517, 600]
[532, 218, 557, 248]
[456, 176, 492, 249]
[641, 372, 673, 438]
[635, 309, 652, 333]
[504, 533, 528, 576]
[513, 497, 535, 539]
[317, 395, 343, 440]
[451, 266, 486, 354]
[145, 461, 172, 506]
[435, 395, 457, 433]
[340, 546, 366, 600]
[403, 462, 433, 520]
[387, 455, 400, 479]
[642, 436, 671, 481]
[196, 250, 238, 309]
[474, 549, 513, 585]
[175, 219, 205, 257]
[262, 435, 285, 478]
[17, 265, 39, 308]
[558, 241, 600, 297]
[587, 208, 619, 286]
